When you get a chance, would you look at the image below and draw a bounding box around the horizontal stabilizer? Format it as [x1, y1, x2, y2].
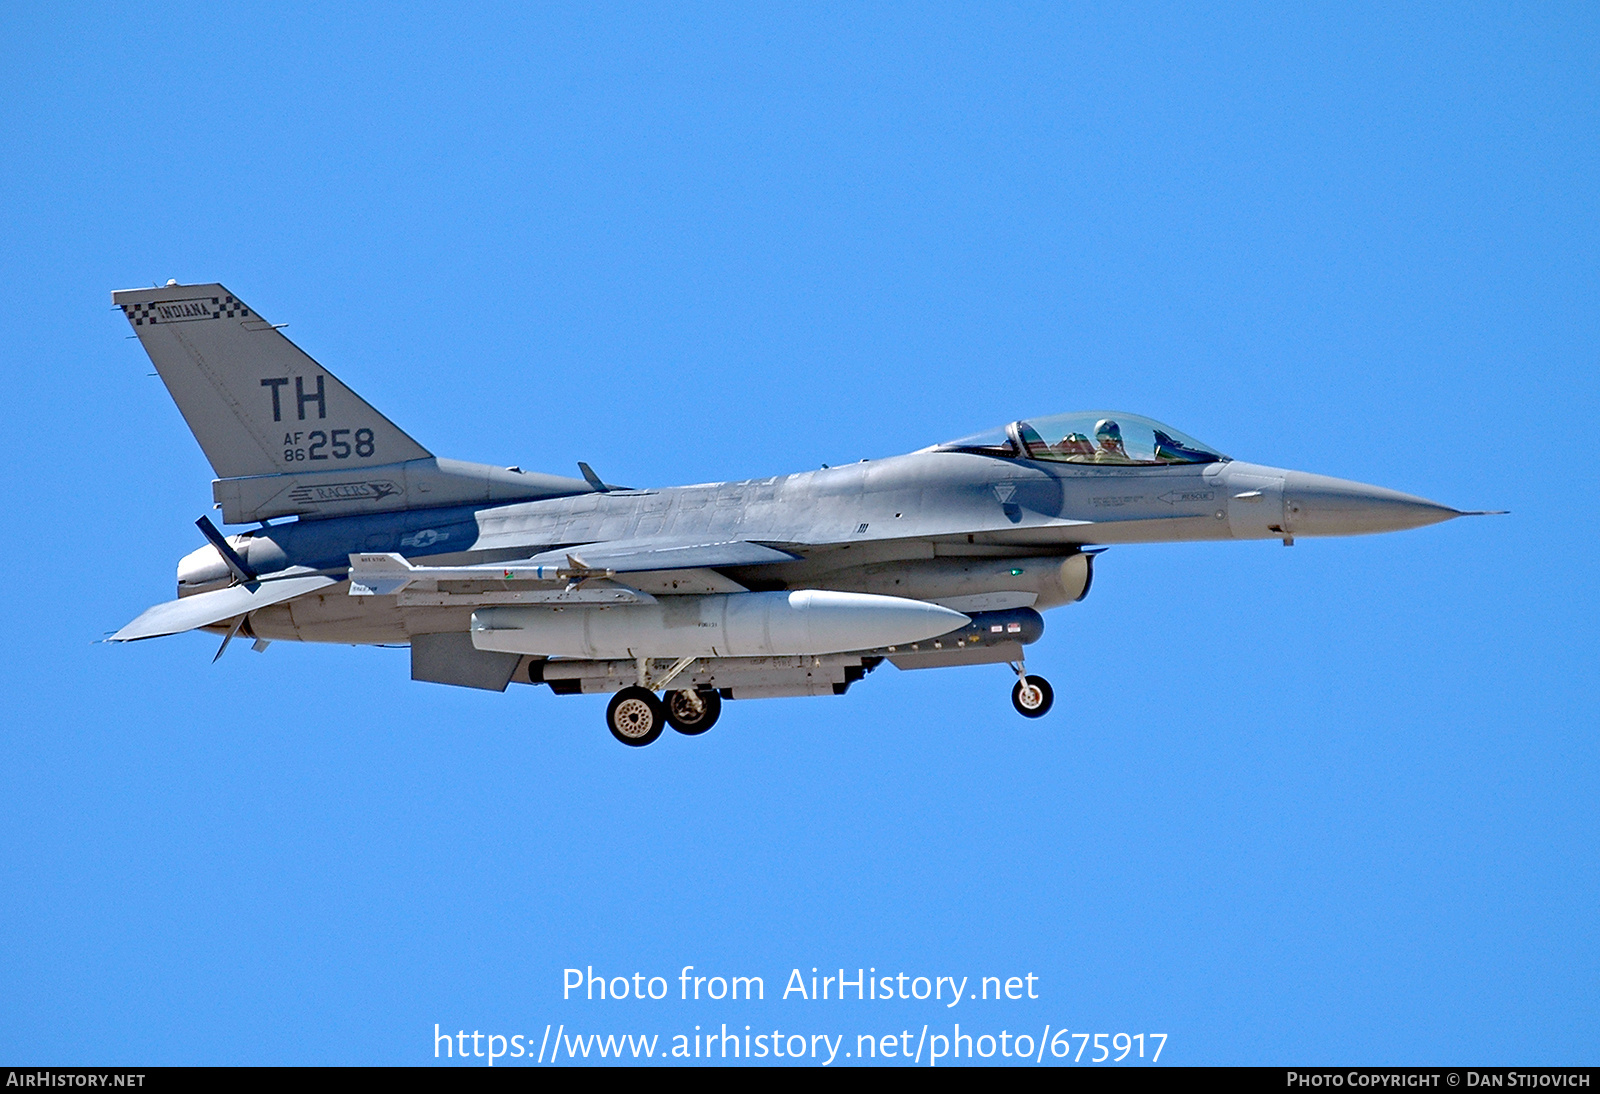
[530, 539, 802, 573]
[112, 575, 338, 641]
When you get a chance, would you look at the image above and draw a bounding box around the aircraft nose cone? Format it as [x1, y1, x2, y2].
[1284, 471, 1461, 536]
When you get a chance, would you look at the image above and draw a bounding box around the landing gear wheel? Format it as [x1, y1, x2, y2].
[607, 687, 666, 746]
[1011, 675, 1054, 718]
[664, 689, 722, 736]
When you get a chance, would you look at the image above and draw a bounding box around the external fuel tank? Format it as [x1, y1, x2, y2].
[470, 590, 970, 660]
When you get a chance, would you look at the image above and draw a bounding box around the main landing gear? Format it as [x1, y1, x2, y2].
[664, 688, 722, 736]
[605, 684, 723, 747]
[606, 687, 666, 746]
[1009, 661, 1054, 718]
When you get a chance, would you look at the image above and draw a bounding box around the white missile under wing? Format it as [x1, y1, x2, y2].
[108, 280, 1503, 747]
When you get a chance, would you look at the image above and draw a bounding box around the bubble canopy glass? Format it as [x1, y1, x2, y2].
[938, 412, 1229, 466]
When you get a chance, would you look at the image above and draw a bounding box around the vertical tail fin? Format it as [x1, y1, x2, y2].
[114, 282, 430, 479]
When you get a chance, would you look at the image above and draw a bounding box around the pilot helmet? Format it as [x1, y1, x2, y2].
[1094, 419, 1122, 442]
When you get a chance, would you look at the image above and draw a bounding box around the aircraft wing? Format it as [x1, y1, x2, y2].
[529, 539, 802, 573]
[111, 574, 339, 641]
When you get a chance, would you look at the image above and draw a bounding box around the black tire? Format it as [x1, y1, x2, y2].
[606, 687, 667, 746]
[664, 689, 722, 736]
[1011, 675, 1054, 718]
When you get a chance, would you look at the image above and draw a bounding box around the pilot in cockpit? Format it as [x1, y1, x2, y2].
[1053, 432, 1096, 458]
[1091, 419, 1132, 464]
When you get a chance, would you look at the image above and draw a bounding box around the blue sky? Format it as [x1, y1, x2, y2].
[0, 2, 1595, 1065]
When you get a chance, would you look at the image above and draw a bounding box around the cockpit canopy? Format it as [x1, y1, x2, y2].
[939, 411, 1228, 466]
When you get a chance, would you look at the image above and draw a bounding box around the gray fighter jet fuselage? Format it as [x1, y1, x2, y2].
[112, 282, 1494, 745]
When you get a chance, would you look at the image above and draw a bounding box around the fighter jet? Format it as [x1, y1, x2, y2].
[110, 282, 1498, 746]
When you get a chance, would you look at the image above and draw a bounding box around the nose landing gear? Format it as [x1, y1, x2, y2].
[1009, 661, 1054, 718]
